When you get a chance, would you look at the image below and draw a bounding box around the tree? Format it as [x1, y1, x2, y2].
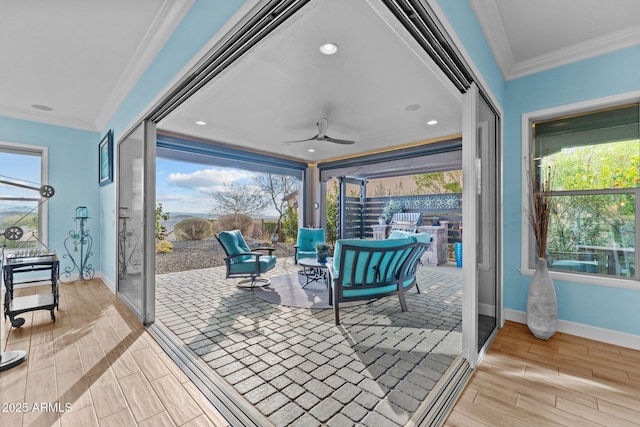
[325, 181, 339, 244]
[411, 170, 462, 194]
[155, 203, 170, 241]
[254, 174, 299, 242]
[210, 182, 268, 219]
[372, 181, 405, 196]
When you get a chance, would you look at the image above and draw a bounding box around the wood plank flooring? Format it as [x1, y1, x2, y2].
[1, 279, 229, 427]
[445, 321, 640, 426]
[4, 279, 639, 427]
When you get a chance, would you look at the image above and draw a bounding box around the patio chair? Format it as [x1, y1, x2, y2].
[216, 230, 276, 288]
[328, 231, 431, 325]
[294, 228, 326, 264]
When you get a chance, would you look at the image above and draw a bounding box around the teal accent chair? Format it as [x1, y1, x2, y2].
[216, 230, 276, 288]
[294, 228, 326, 264]
[328, 232, 432, 325]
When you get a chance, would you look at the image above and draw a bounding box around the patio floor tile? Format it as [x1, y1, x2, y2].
[156, 259, 462, 426]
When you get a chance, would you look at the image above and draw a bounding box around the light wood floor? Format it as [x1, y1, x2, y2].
[4, 280, 639, 427]
[1, 279, 229, 427]
[445, 321, 640, 426]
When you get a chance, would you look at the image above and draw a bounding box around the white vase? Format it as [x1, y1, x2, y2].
[527, 257, 557, 339]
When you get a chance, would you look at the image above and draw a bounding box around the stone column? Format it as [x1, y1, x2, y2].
[417, 225, 448, 265]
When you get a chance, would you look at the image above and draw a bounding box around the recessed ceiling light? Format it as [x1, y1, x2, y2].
[307, 148, 316, 152]
[405, 104, 420, 111]
[31, 104, 53, 111]
[195, 121, 207, 126]
[319, 43, 338, 55]
[427, 120, 438, 126]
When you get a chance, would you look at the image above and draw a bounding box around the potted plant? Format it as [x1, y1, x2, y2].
[381, 199, 402, 224]
[315, 242, 330, 263]
[525, 157, 557, 339]
[378, 215, 387, 225]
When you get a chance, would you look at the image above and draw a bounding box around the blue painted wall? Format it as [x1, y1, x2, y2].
[503, 46, 640, 336]
[0, 116, 99, 276]
[98, 0, 247, 284]
[438, 0, 640, 336]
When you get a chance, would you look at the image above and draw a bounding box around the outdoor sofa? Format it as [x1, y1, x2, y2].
[328, 231, 432, 324]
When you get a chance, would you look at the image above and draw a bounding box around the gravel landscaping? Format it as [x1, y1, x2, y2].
[155, 238, 296, 274]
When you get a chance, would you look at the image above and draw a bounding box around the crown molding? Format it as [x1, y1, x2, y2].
[0, 105, 97, 131]
[508, 24, 640, 80]
[472, 0, 640, 80]
[93, 0, 194, 131]
[469, 0, 514, 80]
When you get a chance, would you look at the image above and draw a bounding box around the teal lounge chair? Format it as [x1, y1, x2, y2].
[216, 230, 276, 288]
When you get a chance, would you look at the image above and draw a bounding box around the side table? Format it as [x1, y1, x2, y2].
[298, 258, 331, 288]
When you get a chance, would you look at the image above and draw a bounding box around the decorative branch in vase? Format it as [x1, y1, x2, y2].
[525, 156, 557, 339]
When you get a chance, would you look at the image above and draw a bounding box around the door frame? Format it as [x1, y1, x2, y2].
[115, 120, 157, 325]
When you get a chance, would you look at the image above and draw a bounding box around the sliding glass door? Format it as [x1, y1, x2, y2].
[117, 120, 156, 324]
[462, 83, 500, 366]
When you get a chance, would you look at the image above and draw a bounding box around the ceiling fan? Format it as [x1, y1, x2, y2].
[285, 118, 355, 145]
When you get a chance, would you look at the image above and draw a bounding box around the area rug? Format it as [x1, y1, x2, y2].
[254, 272, 369, 309]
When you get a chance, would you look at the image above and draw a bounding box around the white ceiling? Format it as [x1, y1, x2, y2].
[3, 0, 639, 162]
[471, 0, 640, 80]
[0, 0, 192, 131]
[158, 0, 463, 163]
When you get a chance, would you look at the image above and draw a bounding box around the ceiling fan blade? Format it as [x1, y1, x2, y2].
[283, 134, 319, 143]
[324, 135, 356, 145]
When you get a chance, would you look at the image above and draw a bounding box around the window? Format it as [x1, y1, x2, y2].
[0, 142, 48, 250]
[524, 102, 639, 283]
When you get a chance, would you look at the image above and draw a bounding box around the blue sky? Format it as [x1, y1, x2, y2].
[156, 158, 261, 215]
[0, 151, 42, 202]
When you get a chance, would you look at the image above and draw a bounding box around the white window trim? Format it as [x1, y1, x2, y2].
[520, 90, 640, 291]
[0, 140, 49, 249]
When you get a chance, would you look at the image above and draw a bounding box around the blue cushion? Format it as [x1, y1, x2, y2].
[388, 230, 432, 244]
[217, 230, 252, 262]
[342, 279, 415, 298]
[229, 255, 276, 273]
[296, 250, 316, 261]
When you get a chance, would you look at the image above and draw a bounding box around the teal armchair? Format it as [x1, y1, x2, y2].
[294, 228, 326, 264]
[216, 230, 276, 288]
[328, 232, 431, 325]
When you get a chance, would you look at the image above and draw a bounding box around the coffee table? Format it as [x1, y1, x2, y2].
[298, 258, 331, 288]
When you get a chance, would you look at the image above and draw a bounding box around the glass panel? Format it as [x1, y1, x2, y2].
[476, 93, 498, 352]
[0, 199, 39, 249]
[0, 150, 43, 249]
[118, 124, 145, 318]
[548, 192, 636, 278]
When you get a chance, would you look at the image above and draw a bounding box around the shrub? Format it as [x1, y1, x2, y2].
[216, 214, 254, 235]
[263, 221, 277, 239]
[281, 205, 298, 242]
[155, 240, 174, 253]
[174, 217, 210, 241]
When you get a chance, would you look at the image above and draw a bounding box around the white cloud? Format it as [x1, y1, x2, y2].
[156, 193, 212, 215]
[165, 168, 257, 194]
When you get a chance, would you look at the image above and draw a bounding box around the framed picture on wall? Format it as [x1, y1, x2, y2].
[98, 130, 113, 186]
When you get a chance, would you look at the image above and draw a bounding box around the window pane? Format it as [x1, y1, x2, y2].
[0, 151, 42, 198]
[547, 192, 635, 278]
[539, 140, 639, 191]
[534, 104, 639, 191]
[0, 199, 39, 249]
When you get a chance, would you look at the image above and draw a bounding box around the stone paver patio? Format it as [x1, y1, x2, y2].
[156, 257, 462, 426]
